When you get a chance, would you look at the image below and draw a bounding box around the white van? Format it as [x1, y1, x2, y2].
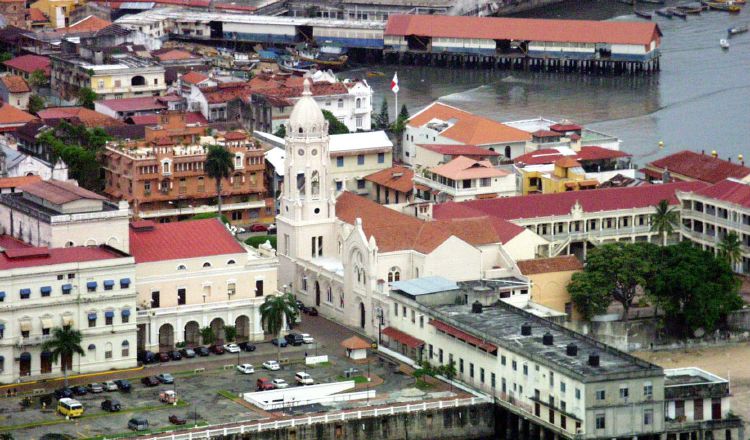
[295, 371, 314, 385]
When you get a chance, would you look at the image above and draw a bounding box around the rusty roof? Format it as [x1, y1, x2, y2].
[517, 255, 583, 275]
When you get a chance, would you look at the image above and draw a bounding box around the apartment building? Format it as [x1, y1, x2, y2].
[434, 181, 708, 259]
[129, 219, 277, 351]
[102, 120, 268, 224]
[0, 238, 137, 383]
[414, 155, 517, 202]
[677, 178, 750, 273]
[385, 284, 666, 440]
[0, 179, 130, 253]
[364, 165, 415, 205]
[329, 131, 393, 194]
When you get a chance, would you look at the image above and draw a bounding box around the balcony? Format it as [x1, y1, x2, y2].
[136, 297, 264, 320]
[138, 199, 266, 219]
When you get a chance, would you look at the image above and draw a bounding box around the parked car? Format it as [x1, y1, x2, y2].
[138, 350, 156, 364]
[256, 377, 276, 391]
[285, 333, 304, 346]
[141, 376, 160, 387]
[236, 364, 255, 374]
[87, 383, 104, 394]
[114, 379, 131, 392]
[307, 307, 319, 316]
[238, 342, 256, 352]
[209, 344, 225, 355]
[103, 381, 118, 392]
[301, 333, 314, 344]
[54, 387, 73, 399]
[195, 346, 210, 357]
[249, 223, 268, 232]
[271, 378, 289, 389]
[159, 390, 177, 404]
[170, 350, 182, 361]
[72, 386, 88, 396]
[169, 414, 187, 425]
[156, 373, 174, 384]
[180, 348, 196, 358]
[262, 360, 281, 371]
[101, 399, 122, 412]
[271, 337, 287, 347]
[158, 352, 170, 362]
[268, 223, 277, 234]
[223, 343, 240, 353]
[128, 417, 149, 431]
[295, 372, 314, 386]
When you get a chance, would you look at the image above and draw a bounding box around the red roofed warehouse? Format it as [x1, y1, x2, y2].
[643, 150, 750, 184]
[385, 15, 661, 63]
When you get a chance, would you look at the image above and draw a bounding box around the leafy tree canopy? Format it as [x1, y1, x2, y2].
[38, 121, 111, 191]
[77, 87, 97, 110]
[322, 110, 349, 135]
[274, 124, 286, 138]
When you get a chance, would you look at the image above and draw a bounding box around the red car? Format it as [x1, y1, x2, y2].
[249, 224, 268, 232]
[209, 344, 225, 355]
[158, 352, 170, 362]
[169, 414, 187, 425]
[256, 377, 275, 391]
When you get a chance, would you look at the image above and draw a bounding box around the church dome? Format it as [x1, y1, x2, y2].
[288, 78, 327, 137]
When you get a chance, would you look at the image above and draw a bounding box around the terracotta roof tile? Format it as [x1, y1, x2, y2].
[434, 181, 707, 222]
[38, 107, 123, 127]
[0, 102, 36, 125]
[28, 8, 48, 22]
[409, 102, 531, 145]
[364, 166, 414, 193]
[385, 14, 662, 46]
[181, 71, 209, 84]
[417, 144, 500, 157]
[517, 255, 583, 275]
[430, 156, 509, 180]
[0, 234, 31, 249]
[647, 150, 750, 184]
[65, 15, 112, 33]
[0, 75, 30, 93]
[129, 218, 245, 263]
[3, 54, 50, 76]
[155, 49, 196, 61]
[0, 175, 41, 189]
[340, 336, 371, 350]
[0, 245, 127, 269]
[514, 147, 630, 166]
[21, 179, 106, 204]
[688, 179, 750, 209]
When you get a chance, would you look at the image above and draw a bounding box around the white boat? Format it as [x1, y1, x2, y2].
[720, 38, 730, 49]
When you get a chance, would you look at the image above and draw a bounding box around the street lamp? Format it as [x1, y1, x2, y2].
[376, 308, 384, 345]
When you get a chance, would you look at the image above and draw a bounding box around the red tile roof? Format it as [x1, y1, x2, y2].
[514, 147, 630, 166]
[647, 150, 750, 184]
[430, 156, 508, 180]
[223, 131, 247, 141]
[181, 71, 209, 85]
[417, 144, 500, 157]
[688, 179, 750, 209]
[65, 15, 112, 33]
[517, 255, 583, 275]
[0, 245, 126, 269]
[129, 218, 245, 263]
[28, 7, 48, 22]
[97, 96, 167, 113]
[0, 175, 41, 189]
[21, 179, 106, 204]
[185, 112, 208, 125]
[340, 336, 371, 350]
[364, 166, 414, 193]
[434, 181, 707, 222]
[385, 14, 662, 46]
[155, 49, 196, 61]
[0, 234, 31, 249]
[203, 84, 253, 104]
[430, 319, 496, 352]
[381, 327, 424, 348]
[549, 122, 582, 132]
[0, 75, 30, 93]
[336, 192, 524, 253]
[214, 2, 256, 11]
[3, 55, 50, 76]
[408, 102, 532, 145]
[0, 102, 36, 126]
[126, 114, 158, 125]
[38, 107, 123, 127]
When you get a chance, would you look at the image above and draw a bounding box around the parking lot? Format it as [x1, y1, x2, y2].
[0, 315, 456, 439]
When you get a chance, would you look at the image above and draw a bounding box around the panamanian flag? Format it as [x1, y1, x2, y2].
[391, 72, 399, 94]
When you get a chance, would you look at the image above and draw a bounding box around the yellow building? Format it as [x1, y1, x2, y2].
[516, 255, 583, 321]
[518, 157, 598, 195]
[30, 0, 83, 28]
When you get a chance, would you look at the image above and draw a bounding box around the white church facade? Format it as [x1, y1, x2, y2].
[277, 79, 548, 339]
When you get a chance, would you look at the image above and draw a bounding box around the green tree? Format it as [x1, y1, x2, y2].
[647, 242, 742, 337]
[40, 327, 85, 387]
[205, 145, 233, 219]
[38, 122, 111, 191]
[29, 69, 49, 89]
[274, 124, 286, 138]
[718, 232, 742, 271]
[200, 326, 215, 345]
[650, 199, 679, 246]
[398, 103, 409, 121]
[0, 52, 11, 70]
[322, 110, 349, 135]
[27, 94, 45, 115]
[260, 292, 299, 361]
[77, 87, 97, 109]
[568, 271, 612, 321]
[569, 242, 658, 322]
[224, 325, 237, 343]
[374, 97, 389, 129]
[190, 212, 229, 224]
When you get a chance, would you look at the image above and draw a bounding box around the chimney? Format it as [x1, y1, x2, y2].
[542, 332, 553, 346]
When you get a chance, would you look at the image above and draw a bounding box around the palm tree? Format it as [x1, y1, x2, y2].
[260, 292, 299, 362]
[650, 199, 680, 246]
[719, 232, 742, 271]
[41, 327, 85, 387]
[205, 145, 233, 220]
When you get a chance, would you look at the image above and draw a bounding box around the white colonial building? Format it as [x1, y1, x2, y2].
[0, 239, 137, 383]
[1, 140, 69, 182]
[129, 218, 277, 352]
[277, 79, 546, 338]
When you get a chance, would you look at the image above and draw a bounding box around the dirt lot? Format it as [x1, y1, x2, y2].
[633, 343, 750, 417]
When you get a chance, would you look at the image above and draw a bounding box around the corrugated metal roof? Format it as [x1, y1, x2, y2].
[391, 276, 459, 296]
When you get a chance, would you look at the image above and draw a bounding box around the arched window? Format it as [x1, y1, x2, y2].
[65, 241, 74, 247]
[202, 262, 212, 268]
[356, 98, 361, 109]
[104, 342, 113, 359]
[87, 344, 96, 351]
[504, 145, 511, 159]
[388, 267, 401, 283]
[326, 286, 333, 303]
[227, 259, 236, 265]
[339, 291, 344, 309]
[177, 264, 187, 271]
[121, 340, 130, 357]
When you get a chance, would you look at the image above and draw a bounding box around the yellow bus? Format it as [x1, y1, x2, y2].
[57, 398, 84, 417]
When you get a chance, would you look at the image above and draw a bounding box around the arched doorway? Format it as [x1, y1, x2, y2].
[315, 281, 321, 307]
[184, 321, 200, 347]
[40, 351, 52, 374]
[131, 75, 146, 86]
[158, 323, 174, 350]
[359, 303, 366, 329]
[19, 352, 31, 376]
[235, 315, 249, 342]
[210, 318, 225, 344]
[137, 324, 147, 351]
